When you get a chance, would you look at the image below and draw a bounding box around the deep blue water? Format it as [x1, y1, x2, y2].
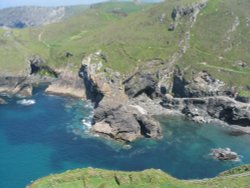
[0, 88, 250, 188]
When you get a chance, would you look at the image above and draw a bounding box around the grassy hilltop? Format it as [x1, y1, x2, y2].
[29, 165, 250, 188]
[0, 0, 249, 95]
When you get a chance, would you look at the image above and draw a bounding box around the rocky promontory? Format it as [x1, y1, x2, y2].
[79, 53, 162, 142]
[1, 49, 249, 143]
[1, 51, 249, 142]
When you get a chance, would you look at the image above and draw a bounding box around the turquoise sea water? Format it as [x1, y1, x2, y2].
[0, 87, 250, 188]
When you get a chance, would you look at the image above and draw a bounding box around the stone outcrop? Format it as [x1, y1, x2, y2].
[45, 68, 86, 98]
[79, 53, 162, 142]
[124, 64, 250, 133]
[28, 55, 57, 77]
[211, 148, 239, 161]
[0, 76, 33, 97]
[172, 70, 233, 98]
[169, 0, 208, 31]
[91, 98, 162, 142]
[124, 71, 158, 99]
[174, 96, 250, 126]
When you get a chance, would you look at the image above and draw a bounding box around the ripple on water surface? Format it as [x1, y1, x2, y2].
[0, 89, 250, 188]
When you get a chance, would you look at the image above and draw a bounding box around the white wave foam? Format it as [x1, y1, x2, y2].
[17, 99, 36, 106]
[82, 119, 92, 129]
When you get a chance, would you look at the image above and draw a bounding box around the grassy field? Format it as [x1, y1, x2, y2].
[0, 0, 207, 73]
[29, 165, 250, 188]
[0, 0, 249, 92]
[179, 0, 250, 91]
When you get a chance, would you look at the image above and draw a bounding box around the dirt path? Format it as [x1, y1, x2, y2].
[38, 31, 51, 48]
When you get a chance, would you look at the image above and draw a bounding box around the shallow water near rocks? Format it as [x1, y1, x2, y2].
[0, 89, 250, 188]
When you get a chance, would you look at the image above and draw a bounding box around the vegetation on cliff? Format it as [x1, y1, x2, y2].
[29, 165, 250, 188]
[0, 0, 249, 94]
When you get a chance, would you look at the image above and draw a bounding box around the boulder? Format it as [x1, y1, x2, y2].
[92, 97, 162, 142]
[211, 148, 239, 161]
[135, 114, 162, 138]
[92, 103, 141, 142]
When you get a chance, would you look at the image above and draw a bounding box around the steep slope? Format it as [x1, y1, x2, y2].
[0, 0, 249, 139]
[178, 0, 250, 96]
[0, 1, 153, 75]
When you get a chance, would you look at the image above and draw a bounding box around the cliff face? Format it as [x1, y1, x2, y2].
[79, 53, 162, 142]
[1, 0, 250, 141]
[45, 68, 86, 98]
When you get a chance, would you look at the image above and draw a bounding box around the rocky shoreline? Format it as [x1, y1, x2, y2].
[1, 53, 250, 143]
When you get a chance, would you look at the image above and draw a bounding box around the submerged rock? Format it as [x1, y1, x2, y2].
[211, 148, 239, 161]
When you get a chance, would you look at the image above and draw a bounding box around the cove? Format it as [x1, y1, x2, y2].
[0, 89, 250, 188]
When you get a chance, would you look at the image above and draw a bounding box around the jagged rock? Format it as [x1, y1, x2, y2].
[235, 95, 250, 103]
[124, 72, 158, 98]
[211, 148, 239, 161]
[174, 96, 250, 127]
[207, 97, 250, 126]
[79, 64, 104, 104]
[171, 2, 207, 21]
[135, 114, 162, 138]
[15, 84, 33, 97]
[172, 70, 233, 98]
[92, 102, 141, 142]
[28, 55, 57, 77]
[92, 96, 162, 142]
[0, 76, 32, 97]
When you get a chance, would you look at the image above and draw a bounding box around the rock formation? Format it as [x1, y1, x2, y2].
[78, 53, 162, 142]
[211, 148, 239, 161]
[45, 68, 86, 98]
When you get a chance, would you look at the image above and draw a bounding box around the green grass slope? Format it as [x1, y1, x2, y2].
[29, 165, 250, 188]
[0, 0, 249, 92]
[179, 0, 250, 94]
[0, 0, 205, 73]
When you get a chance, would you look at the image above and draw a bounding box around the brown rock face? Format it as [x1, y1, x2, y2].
[91, 96, 162, 142]
[46, 68, 86, 98]
[0, 77, 33, 97]
[211, 148, 239, 161]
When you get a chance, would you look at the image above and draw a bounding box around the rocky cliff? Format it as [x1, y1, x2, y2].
[79, 53, 162, 142]
[1, 0, 250, 142]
